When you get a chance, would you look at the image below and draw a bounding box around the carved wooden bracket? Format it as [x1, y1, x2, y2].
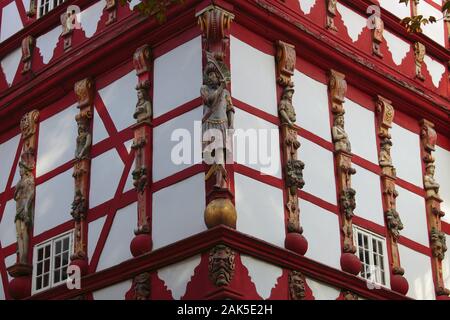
[326, 0, 338, 31]
[276, 40, 296, 87]
[105, 0, 117, 25]
[414, 42, 426, 81]
[289, 270, 307, 300]
[372, 16, 384, 58]
[21, 36, 35, 75]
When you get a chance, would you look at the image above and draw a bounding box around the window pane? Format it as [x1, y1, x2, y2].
[44, 245, 51, 258]
[37, 248, 43, 261]
[44, 259, 50, 273]
[43, 274, 49, 287]
[54, 270, 60, 284]
[54, 254, 61, 269]
[55, 240, 61, 254]
[63, 237, 69, 251]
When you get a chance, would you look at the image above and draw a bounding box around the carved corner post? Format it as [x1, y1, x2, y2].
[419, 120, 450, 299]
[70, 78, 95, 277]
[328, 70, 361, 276]
[105, 0, 117, 25]
[275, 41, 308, 256]
[414, 42, 426, 81]
[375, 96, 409, 295]
[21, 36, 35, 75]
[7, 110, 39, 300]
[128, 44, 153, 300]
[197, 5, 237, 230]
[326, 0, 338, 31]
[372, 15, 384, 58]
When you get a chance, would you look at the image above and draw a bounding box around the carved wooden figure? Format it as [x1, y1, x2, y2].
[208, 245, 236, 287]
[21, 36, 35, 74]
[326, 0, 338, 31]
[372, 15, 384, 58]
[414, 42, 426, 81]
[289, 270, 306, 300]
[105, 0, 117, 25]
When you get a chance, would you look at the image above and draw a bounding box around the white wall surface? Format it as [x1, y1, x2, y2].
[36, 26, 61, 64]
[152, 173, 206, 250]
[0, 273, 4, 300]
[384, 31, 411, 66]
[96, 202, 137, 271]
[0, 2, 23, 42]
[231, 36, 278, 116]
[157, 255, 201, 300]
[396, 186, 429, 247]
[293, 71, 331, 142]
[298, 0, 316, 14]
[424, 55, 445, 88]
[0, 200, 16, 246]
[435, 146, 450, 224]
[87, 215, 107, 262]
[78, 0, 105, 38]
[391, 124, 423, 187]
[240, 255, 283, 299]
[1, 48, 21, 86]
[352, 164, 385, 226]
[34, 169, 74, 235]
[93, 280, 133, 300]
[443, 234, 450, 290]
[379, 0, 411, 18]
[399, 244, 435, 300]
[305, 277, 341, 300]
[299, 137, 337, 205]
[336, 3, 366, 42]
[98, 71, 137, 132]
[235, 173, 285, 248]
[417, 1, 445, 46]
[0, 134, 20, 193]
[37, 105, 78, 177]
[92, 107, 109, 145]
[153, 37, 202, 118]
[300, 199, 341, 269]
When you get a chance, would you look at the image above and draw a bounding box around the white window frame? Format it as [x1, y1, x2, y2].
[32, 231, 74, 294]
[353, 226, 390, 288]
[37, 0, 67, 18]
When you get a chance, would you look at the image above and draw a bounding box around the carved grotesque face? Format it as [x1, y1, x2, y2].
[335, 115, 344, 127]
[207, 71, 220, 87]
[137, 89, 144, 101]
[289, 271, 306, 300]
[209, 245, 235, 286]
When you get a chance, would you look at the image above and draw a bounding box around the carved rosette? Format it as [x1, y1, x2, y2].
[71, 78, 94, 264]
[375, 97, 407, 289]
[208, 245, 236, 287]
[105, 0, 117, 25]
[372, 15, 384, 58]
[21, 36, 35, 75]
[276, 41, 307, 254]
[420, 120, 450, 297]
[326, 0, 338, 31]
[289, 270, 306, 300]
[414, 42, 426, 81]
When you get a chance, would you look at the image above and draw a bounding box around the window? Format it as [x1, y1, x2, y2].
[353, 226, 388, 287]
[32, 231, 73, 294]
[37, 0, 67, 18]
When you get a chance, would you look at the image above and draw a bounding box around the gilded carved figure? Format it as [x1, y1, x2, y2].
[431, 228, 447, 261]
[326, 0, 338, 31]
[285, 159, 305, 195]
[332, 115, 351, 153]
[278, 86, 296, 127]
[379, 139, 393, 168]
[424, 164, 440, 198]
[208, 245, 236, 287]
[414, 42, 426, 81]
[75, 116, 92, 160]
[386, 208, 404, 241]
[340, 188, 356, 220]
[134, 83, 152, 123]
[71, 190, 87, 221]
[372, 16, 384, 57]
[289, 270, 306, 300]
[14, 161, 35, 265]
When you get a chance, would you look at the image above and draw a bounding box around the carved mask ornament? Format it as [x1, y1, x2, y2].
[208, 245, 236, 286]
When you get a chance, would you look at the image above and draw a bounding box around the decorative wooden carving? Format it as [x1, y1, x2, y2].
[342, 290, 358, 300]
[276, 41, 308, 255]
[289, 270, 306, 300]
[375, 96, 408, 294]
[419, 119, 450, 298]
[208, 245, 236, 287]
[27, 0, 37, 17]
[372, 15, 384, 58]
[326, 0, 338, 31]
[133, 45, 152, 77]
[133, 272, 151, 300]
[414, 42, 426, 81]
[71, 78, 94, 266]
[21, 36, 35, 74]
[105, 0, 117, 25]
[328, 70, 361, 275]
[61, 10, 77, 51]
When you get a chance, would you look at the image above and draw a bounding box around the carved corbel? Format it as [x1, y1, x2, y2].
[133, 45, 152, 78]
[289, 270, 306, 300]
[105, 0, 117, 25]
[208, 245, 236, 287]
[372, 15, 384, 58]
[414, 42, 426, 81]
[27, 0, 37, 17]
[326, 0, 338, 31]
[21, 36, 35, 75]
[133, 272, 151, 300]
[276, 41, 296, 87]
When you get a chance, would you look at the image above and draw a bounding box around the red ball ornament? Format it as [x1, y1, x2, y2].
[340, 253, 362, 275]
[130, 233, 152, 257]
[9, 276, 31, 300]
[285, 233, 308, 256]
[390, 274, 409, 295]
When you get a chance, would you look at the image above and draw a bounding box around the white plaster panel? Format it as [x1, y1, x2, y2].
[89, 149, 124, 208]
[152, 174, 206, 250]
[396, 186, 429, 247]
[301, 199, 341, 269]
[87, 215, 107, 262]
[97, 203, 137, 271]
[231, 36, 278, 116]
[0, 2, 23, 42]
[36, 26, 61, 64]
[123, 159, 135, 193]
[398, 244, 435, 300]
[443, 234, 450, 290]
[352, 164, 385, 226]
[0, 200, 16, 246]
[153, 37, 202, 118]
[379, 0, 411, 18]
[233, 108, 282, 178]
[0, 134, 20, 193]
[36, 105, 78, 176]
[22, 0, 31, 12]
[417, 1, 445, 46]
[93, 280, 133, 300]
[99, 71, 137, 132]
[293, 71, 331, 142]
[344, 99, 378, 164]
[79, 0, 105, 38]
[240, 255, 283, 300]
[435, 146, 450, 224]
[391, 124, 423, 187]
[299, 138, 337, 205]
[235, 174, 285, 248]
[152, 107, 202, 182]
[0, 273, 4, 300]
[336, 3, 366, 42]
[157, 255, 201, 300]
[384, 30, 410, 66]
[4, 254, 15, 282]
[11, 160, 20, 187]
[34, 169, 74, 235]
[298, 0, 316, 14]
[305, 277, 340, 300]
[424, 55, 445, 88]
[1, 48, 21, 86]
[92, 107, 109, 145]
[129, 0, 140, 9]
